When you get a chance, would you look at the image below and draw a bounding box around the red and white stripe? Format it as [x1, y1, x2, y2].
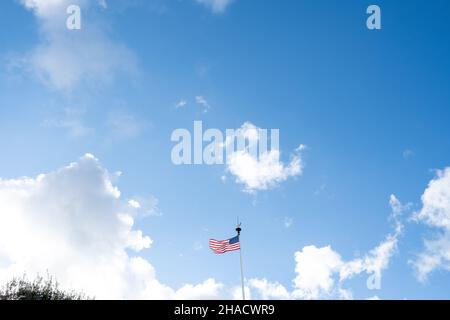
[209, 239, 240, 254]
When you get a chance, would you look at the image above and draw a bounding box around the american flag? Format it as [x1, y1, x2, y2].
[209, 236, 240, 254]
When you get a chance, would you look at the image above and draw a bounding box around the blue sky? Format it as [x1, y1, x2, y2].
[0, 0, 449, 299]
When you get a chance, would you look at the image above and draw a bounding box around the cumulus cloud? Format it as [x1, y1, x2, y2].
[248, 279, 290, 300]
[411, 168, 450, 281]
[195, 0, 234, 14]
[292, 245, 343, 299]
[231, 285, 251, 300]
[0, 154, 221, 299]
[225, 122, 305, 193]
[248, 196, 406, 300]
[227, 151, 302, 193]
[174, 279, 224, 300]
[0, 154, 415, 299]
[413, 168, 450, 230]
[18, 0, 136, 91]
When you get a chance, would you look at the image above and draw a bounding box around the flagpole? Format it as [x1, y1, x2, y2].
[236, 221, 245, 300]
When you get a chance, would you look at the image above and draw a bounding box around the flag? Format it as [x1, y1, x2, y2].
[209, 236, 240, 254]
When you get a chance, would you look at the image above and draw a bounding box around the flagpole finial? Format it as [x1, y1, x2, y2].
[236, 222, 242, 235]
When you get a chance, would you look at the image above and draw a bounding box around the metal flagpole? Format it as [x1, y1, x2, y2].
[236, 219, 245, 300]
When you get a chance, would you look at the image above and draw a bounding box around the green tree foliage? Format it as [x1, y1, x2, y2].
[0, 274, 91, 300]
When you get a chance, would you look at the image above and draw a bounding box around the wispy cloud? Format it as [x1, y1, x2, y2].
[314, 184, 327, 196]
[195, 0, 235, 14]
[17, 0, 137, 91]
[284, 217, 294, 228]
[174, 96, 211, 113]
[41, 106, 93, 138]
[193, 241, 203, 251]
[195, 96, 211, 113]
[127, 195, 162, 218]
[106, 110, 148, 140]
[175, 99, 187, 109]
[403, 149, 414, 160]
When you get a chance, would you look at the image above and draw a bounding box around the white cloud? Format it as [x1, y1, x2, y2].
[248, 278, 290, 300]
[227, 150, 301, 193]
[127, 196, 161, 217]
[175, 97, 209, 112]
[248, 197, 406, 300]
[403, 149, 414, 160]
[175, 99, 187, 109]
[0, 154, 221, 299]
[284, 217, 293, 228]
[314, 183, 327, 196]
[231, 285, 251, 300]
[195, 0, 234, 14]
[173, 279, 224, 300]
[413, 168, 450, 229]
[298, 196, 404, 298]
[339, 234, 398, 286]
[292, 246, 343, 299]
[128, 199, 141, 209]
[97, 0, 108, 9]
[193, 241, 203, 251]
[195, 96, 211, 113]
[21, 0, 72, 17]
[106, 111, 148, 140]
[41, 107, 93, 138]
[21, 0, 107, 18]
[225, 122, 304, 193]
[0, 157, 405, 300]
[411, 168, 450, 281]
[42, 108, 147, 141]
[18, 0, 136, 91]
[411, 234, 450, 282]
[338, 195, 404, 289]
[338, 288, 354, 300]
